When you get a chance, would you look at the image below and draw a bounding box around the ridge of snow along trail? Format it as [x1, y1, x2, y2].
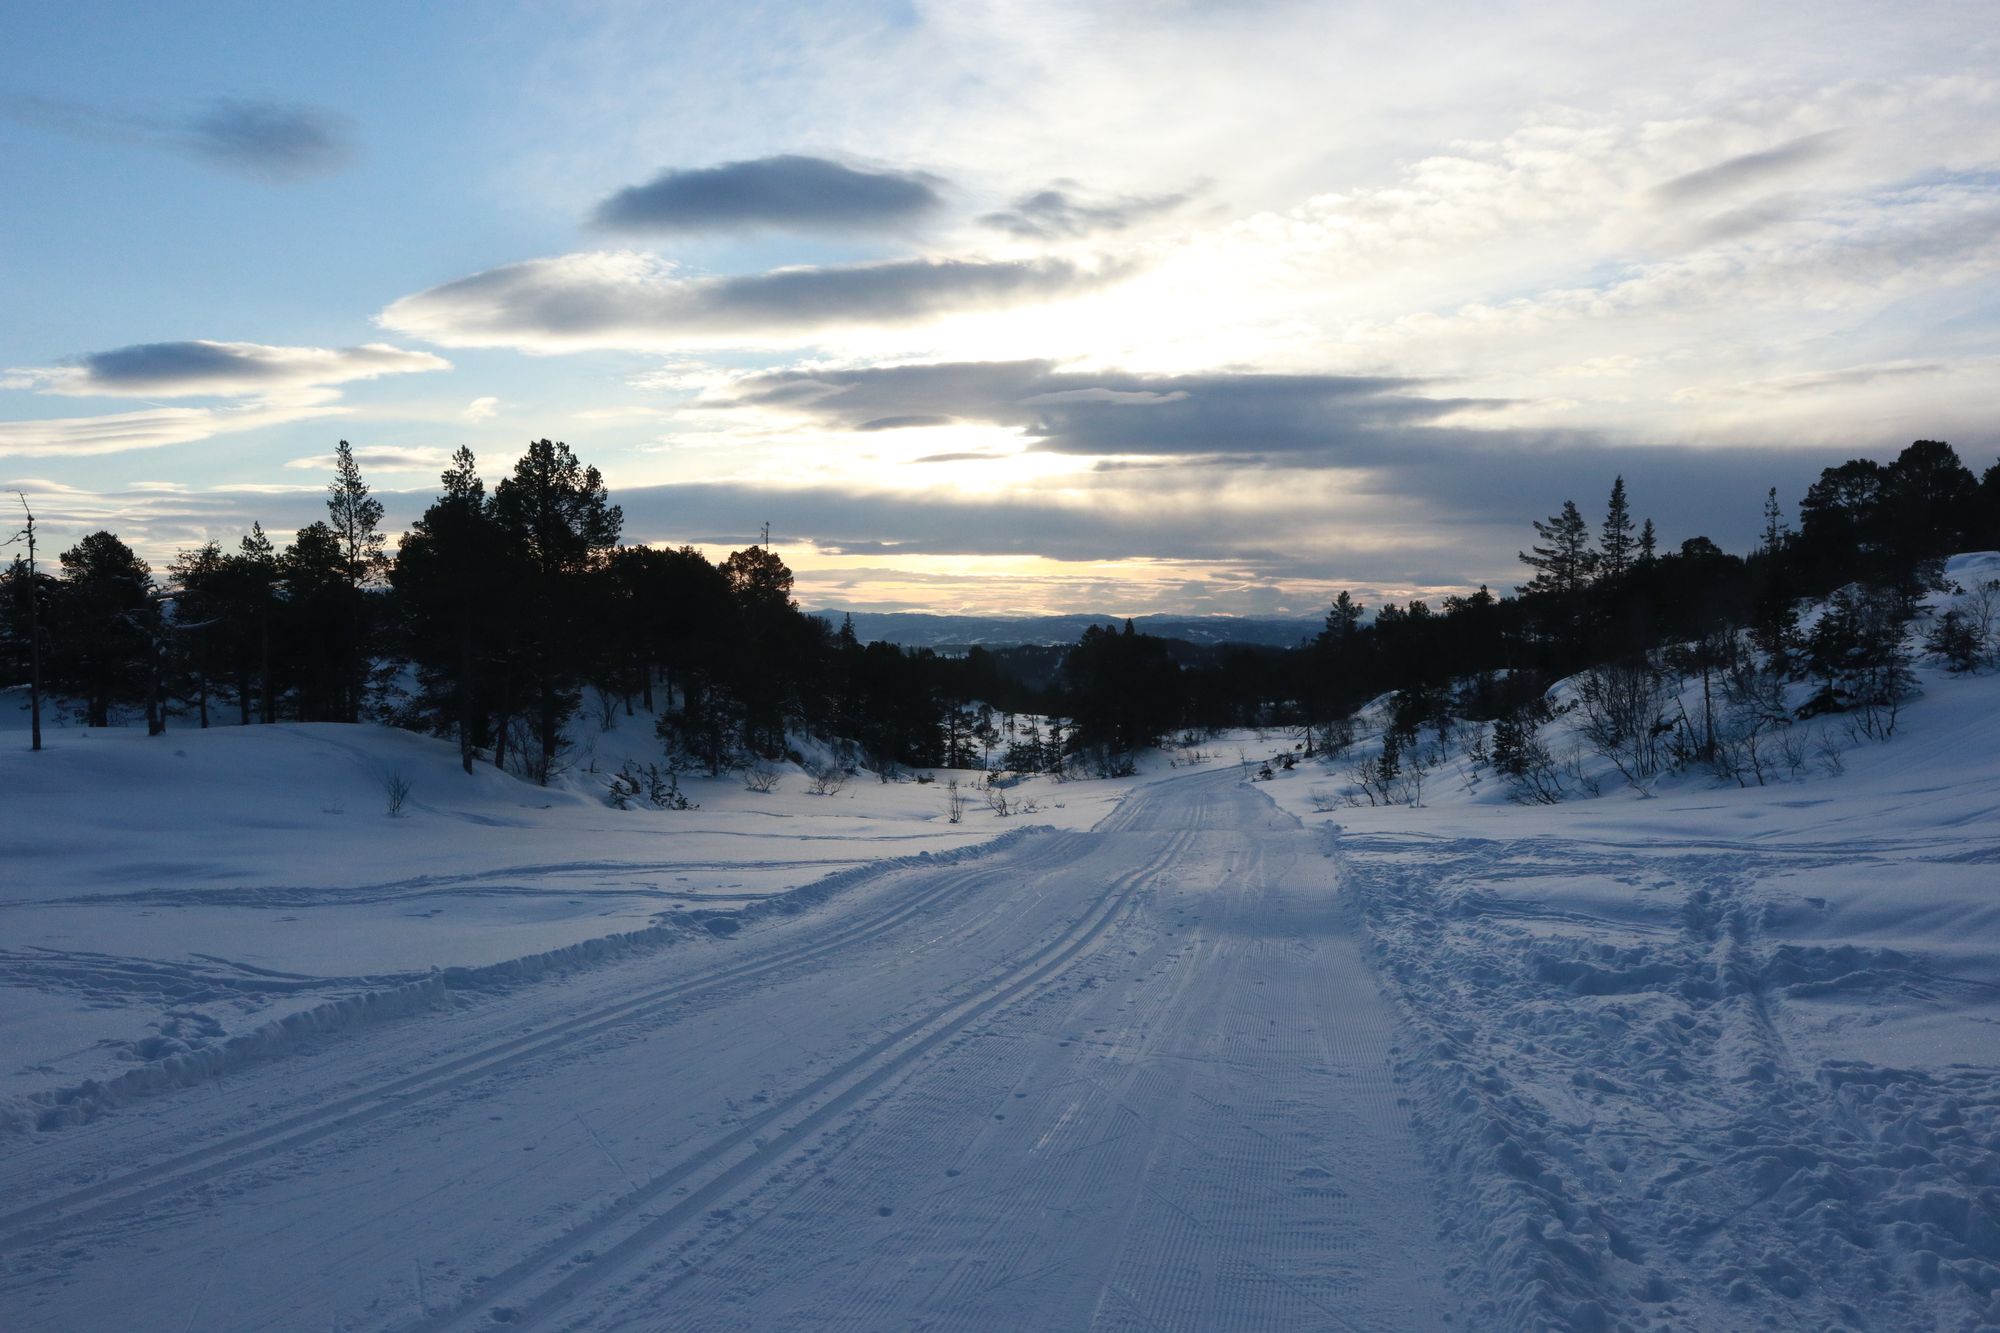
[0, 767, 1460, 1330]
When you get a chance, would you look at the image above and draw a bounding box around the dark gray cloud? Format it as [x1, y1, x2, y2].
[186, 99, 352, 179]
[721, 359, 1503, 461]
[1652, 130, 1842, 204]
[981, 182, 1193, 239]
[379, 254, 1129, 349]
[591, 154, 943, 234]
[859, 414, 957, 431]
[20, 340, 448, 398]
[600, 437, 1894, 596]
[706, 358, 1964, 573]
[0, 94, 352, 180]
[611, 478, 1315, 568]
[85, 342, 270, 387]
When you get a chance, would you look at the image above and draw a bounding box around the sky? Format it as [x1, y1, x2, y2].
[4, 0, 1998, 617]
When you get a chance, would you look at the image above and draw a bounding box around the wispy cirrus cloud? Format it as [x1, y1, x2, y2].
[283, 444, 454, 472]
[0, 392, 346, 459]
[1649, 130, 1845, 205]
[378, 251, 1132, 351]
[981, 182, 1194, 239]
[0, 94, 354, 180]
[591, 154, 944, 235]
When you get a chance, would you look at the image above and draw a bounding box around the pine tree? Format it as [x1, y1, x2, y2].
[491, 439, 623, 782]
[167, 541, 231, 728]
[325, 441, 384, 722]
[392, 447, 519, 772]
[278, 522, 351, 721]
[1518, 500, 1596, 599]
[1323, 591, 1364, 640]
[327, 441, 386, 578]
[237, 523, 279, 723]
[52, 531, 156, 727]
[1600, 476, 1634, 579]
[1638, 518, 1657, 564]
[1761, 487, 1790, 557]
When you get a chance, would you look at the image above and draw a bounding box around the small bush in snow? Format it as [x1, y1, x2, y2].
[608, 763, 696, 810]
[944, 778, 966, 823]
[384, 772, 411, 817]
[1925, 610, 1983, 673]
[805, 764, 849, 796]
[1574, 662, 1673, 788]
[739, 762, 781, 794]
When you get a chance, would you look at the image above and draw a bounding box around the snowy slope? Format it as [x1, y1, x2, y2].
[1248, 555, 2000, 1328]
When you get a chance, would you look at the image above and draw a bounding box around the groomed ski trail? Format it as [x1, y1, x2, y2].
[0, 769, 1463, 1331]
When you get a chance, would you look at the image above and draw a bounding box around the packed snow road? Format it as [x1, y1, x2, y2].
[0, 769, 1460, 1331]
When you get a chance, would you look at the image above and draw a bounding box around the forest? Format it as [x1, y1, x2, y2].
[6, 436, 2000, 792]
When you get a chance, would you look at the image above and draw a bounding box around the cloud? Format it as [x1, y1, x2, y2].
[0, 94, 353, 180]
[461, 395, 500, 422]
[0, 392, 348, 459]
[591, 154, 943, 234]
[11, 340, 448, 399]
[0, 340, 447, 458]
[378, 251, 1130, 351]
[981, 183, 1192, 238]
[1651, 131, 1845, 205]
[716, 359, 1508, 462]
[859, 414, 958, 431]
[185, 99, 354, 180]
[283, 445, 454, 472]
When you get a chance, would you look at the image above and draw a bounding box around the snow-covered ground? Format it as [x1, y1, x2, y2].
[0, 765, 1458, 1331]
[0, 704, 1213, 1127]
[1246, 556, 2000, 1328]
[3, 559, 1997, 1330]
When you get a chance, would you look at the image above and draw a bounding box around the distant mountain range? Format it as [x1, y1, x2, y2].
[807, 610, 1321, 650]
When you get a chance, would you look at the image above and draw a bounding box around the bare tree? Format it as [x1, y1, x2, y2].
[5, 493, 42, 751]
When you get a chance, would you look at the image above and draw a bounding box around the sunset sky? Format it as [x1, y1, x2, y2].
[5, 1, 1998, 615]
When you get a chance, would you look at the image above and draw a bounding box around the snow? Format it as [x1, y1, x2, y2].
[1244, 554, 2000, 1328]
[1, 559, 1997, 1328]
[0, 763, 1456, 1331]
[0, 705, 1191, 1122]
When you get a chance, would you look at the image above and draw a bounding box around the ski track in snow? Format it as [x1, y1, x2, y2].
[0, 770, 1463, 1331]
